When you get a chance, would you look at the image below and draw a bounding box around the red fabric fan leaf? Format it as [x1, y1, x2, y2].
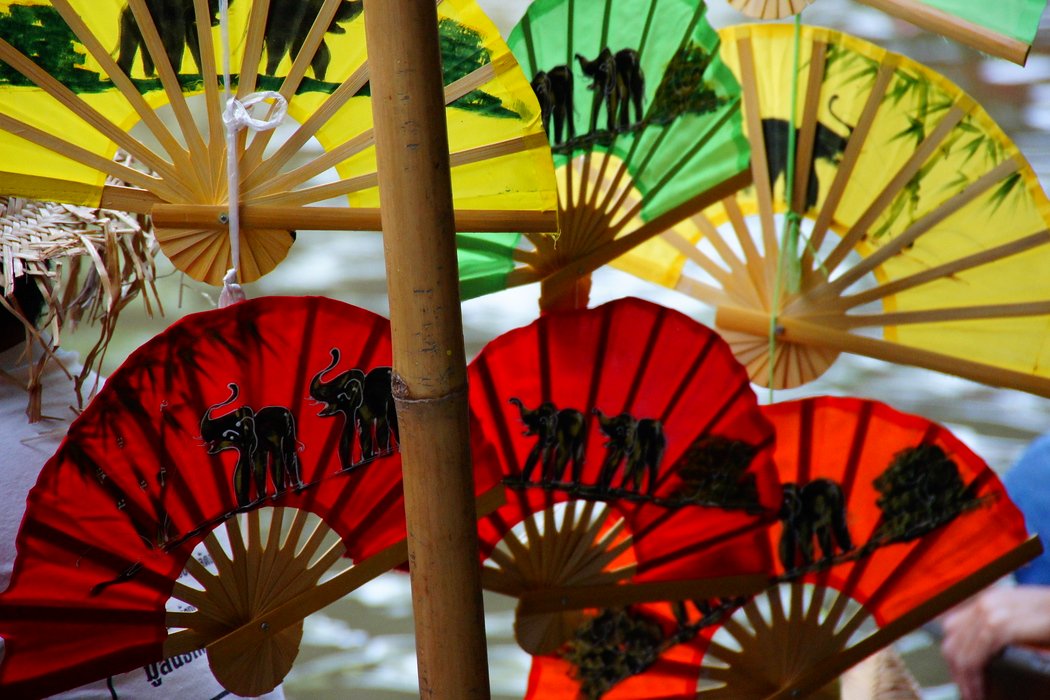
[0, 296, 476, 698]
[470, 297, 781, 586]
[761, 396, 1031, 624]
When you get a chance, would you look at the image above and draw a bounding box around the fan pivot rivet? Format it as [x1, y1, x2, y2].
[260, 622, 270, 632]
[219, 212, 230, 224]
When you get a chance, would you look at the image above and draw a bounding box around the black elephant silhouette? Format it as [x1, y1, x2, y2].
[116, 0, 225, 78]
[263, 0, 362, 81]
[509, 397, 586, 484]
[761, 96, 853, 211]
[778, 478, 853, 570]
[593, 409, 665, 495]
[200, 383, 303, 507]
[575, 47, 644, 133]
[310, 348, 398, 468]
[531, 64, 574, 145]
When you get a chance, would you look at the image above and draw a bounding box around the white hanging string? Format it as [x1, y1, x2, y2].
[217, 0, 288, 307]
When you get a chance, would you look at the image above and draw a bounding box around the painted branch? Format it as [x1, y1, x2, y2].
[364, 2, 491, 698]
[516, 575, 769, 614]
[150, 203, 557, 233]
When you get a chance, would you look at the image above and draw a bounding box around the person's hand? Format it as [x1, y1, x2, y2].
[941, 585, 1050, 700]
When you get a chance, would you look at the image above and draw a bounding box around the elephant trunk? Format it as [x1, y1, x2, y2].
[311, 348, 341, 399]
[202, 383, 239, 430]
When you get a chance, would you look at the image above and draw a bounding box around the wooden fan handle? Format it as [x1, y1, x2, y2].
[715, 305, 1050, 398]
[149, 203, 557, 234]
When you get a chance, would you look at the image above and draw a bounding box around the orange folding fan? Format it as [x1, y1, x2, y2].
[522, 395, 1038, 699]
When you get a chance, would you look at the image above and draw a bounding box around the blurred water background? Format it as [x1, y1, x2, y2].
[63, 0, 1050, 697]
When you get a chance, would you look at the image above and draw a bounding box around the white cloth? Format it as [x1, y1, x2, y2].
[0, 344, 284, 699]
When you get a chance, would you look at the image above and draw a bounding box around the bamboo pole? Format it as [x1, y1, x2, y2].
[364, 3, 491, 699]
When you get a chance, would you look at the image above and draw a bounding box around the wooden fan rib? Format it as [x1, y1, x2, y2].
[126, 0, 213, 194]
[164, 629, 209, 657]
[777, 538, 1042, 700]
[479, 564, 526, 596]
[236, 0, 271, 96]
[238, 0, 345, 170]
[735, 38, 777, 277]
[792, 42, 827, 217]
[251, 172, 377, 206]
[532, 168, 751, 300]
[0, 38, 191, 196]
[823, 105, 967, 275]
[836, 229, 1050, 310]
[498, 526, 542, 582]
[808, 62, 897, 254]
[246, 129, 374, 199]
[680, 212, 764, 306]
[242, 66, 370, 190]
[48, 0, 192, 177]
[674, 276, 736, 308]
[0, 114, 185, 203]
[827, 299, 1050, 329]
[190, 0, 228, 200]
[812, 158, 1021, 298]
[183, 538, 409, 663]
[607, 97, 743, 240]
[854, 0, 1030, 65]
[723, 196, 771, 308]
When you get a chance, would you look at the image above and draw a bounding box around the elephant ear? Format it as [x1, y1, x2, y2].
[0, 296, 501, 698]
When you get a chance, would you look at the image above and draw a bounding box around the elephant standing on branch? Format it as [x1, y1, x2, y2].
[310, 348, 399, 469]
[199, 383, 303, 507]
[509, 397, 586, 484]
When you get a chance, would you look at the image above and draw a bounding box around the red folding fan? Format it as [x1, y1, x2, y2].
[0, 296, 499, 699]
[523, 395, 1038, 699]
[468, 297, 782, 657]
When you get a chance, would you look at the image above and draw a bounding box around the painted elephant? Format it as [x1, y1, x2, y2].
[593, 409, 665, 495]
[575, 47, 644, 133]
[200, 382, 303, 507]
[778, 478, 853, 570]
[310, 348, 398, 468]
[509, 398, 586, 484]
[116, 0, 224, 78]
[263, 0, 362, 81]
[531, 64, 575, 145]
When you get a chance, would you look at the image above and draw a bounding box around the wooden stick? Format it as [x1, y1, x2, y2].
[517, 575, 769, 614]
[365, 2, 491, 697]
[150, 203, 556, 232]
[854, 0, 1031, 65]
[715, 305, 1050, 397]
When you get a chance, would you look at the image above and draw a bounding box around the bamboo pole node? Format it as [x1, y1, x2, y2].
[391, 375, 468, 406]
